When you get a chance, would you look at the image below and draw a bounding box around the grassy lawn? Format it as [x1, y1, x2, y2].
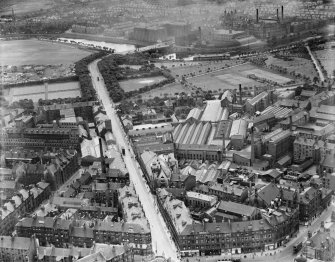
[314, 42, 335, 77]
[9, 81, 81, 103]
[265, 55, 318, 80]
[168, 59, 243, 79]
[186, 63, 267, 91]
[0, 39, 91, 66]
[119, 76, 167, 92]
[129, 82, 190, 100]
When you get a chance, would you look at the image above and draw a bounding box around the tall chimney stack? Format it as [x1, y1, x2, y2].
[239, 84, 242, 105]
[44, 81, 48, 100]
[256, 9, 259, 23]
[99, 138, 106, 174]
[281, 6, 284, 21]
[277, 9, 279, 21]
[251, 126, 255, 165]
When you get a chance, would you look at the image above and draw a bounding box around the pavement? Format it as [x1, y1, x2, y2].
[88, 59, 179, 262]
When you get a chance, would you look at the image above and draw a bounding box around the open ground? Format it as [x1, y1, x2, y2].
[129, 82, 190, 101]
[119, 76, 167, 92]
[5, 82, 81, 103]
[0, 39, 91, 66]
[265, 55, 319, 79]
[168, 59, 244, 79]
[315, 42, 335, 77]
[186, 63, 271, 91]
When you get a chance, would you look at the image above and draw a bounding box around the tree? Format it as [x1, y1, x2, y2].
[164, 109, 174, 118]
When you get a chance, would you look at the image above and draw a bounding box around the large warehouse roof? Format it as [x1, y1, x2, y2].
[229, 119, 248, 139]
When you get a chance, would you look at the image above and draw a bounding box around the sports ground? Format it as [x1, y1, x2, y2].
[119, 76, 167, 92]
[0, 39, 91, 66]
[186, 63, 286, 91]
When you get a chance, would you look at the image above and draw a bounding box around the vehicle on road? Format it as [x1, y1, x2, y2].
[97, 77, 99, 81]
[293, 242, 303, 253]
[121, 147, 125, 155]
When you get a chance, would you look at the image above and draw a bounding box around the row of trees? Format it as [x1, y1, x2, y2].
[97, 55, 125, 102]
[75, 51, 108, 100]
[124, 78, 175, 99]
[0, 21, 72, 35]
[38, 96, 92, 106]
[98, 53, 175, 102]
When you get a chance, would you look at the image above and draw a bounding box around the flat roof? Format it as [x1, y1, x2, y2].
[186, 191, 217, 202]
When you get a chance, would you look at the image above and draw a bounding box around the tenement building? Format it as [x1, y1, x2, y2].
[15, 217, 152, 255]
[179, 205, 299, 257]
[0, 126, 80, 150]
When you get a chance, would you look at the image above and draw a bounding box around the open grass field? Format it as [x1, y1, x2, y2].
[0, 39, 91, 66]
[119, 76, 167, 92]
[128, 82, 190, 101]
[244, 68, 291, 84]
[6, 81, 81, 103]
[168, 59, 243, 79]
[186, 63, 267, 91]
[315, 42, 335, 77]
[265, 55, 318, 79]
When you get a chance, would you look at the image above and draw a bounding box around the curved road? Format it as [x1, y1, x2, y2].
[88, 59, 179, 262]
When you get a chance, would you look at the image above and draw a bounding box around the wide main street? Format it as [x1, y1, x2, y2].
[88, 59, 179, 262]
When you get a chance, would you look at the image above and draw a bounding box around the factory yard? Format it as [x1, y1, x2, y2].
[186, 63, 268, 91]
[314, 42, 335, 77]
[4, 81, 81, 103]
[0, 39, 91, 66]
[265, 55, 319, 80]
[119, 76, 167, 92]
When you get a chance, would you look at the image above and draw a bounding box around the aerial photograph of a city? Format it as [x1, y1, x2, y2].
[0, 0, 335, 261]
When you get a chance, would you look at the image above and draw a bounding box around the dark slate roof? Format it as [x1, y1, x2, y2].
[180, 219, 272, 235]
[217, 201, 257, 217]
[257, 183, 280, 206]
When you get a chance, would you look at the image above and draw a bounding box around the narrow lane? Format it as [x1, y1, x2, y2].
[88, 59, 179, 262]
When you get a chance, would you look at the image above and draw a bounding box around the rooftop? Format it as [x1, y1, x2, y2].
[247, 92, 268, 106]
[201, 100, 225, 122]
[186, 191, 217, 203]
[0, 236, 33, 250]
[229, 119, 248, 139]
[217, 201, 257, 217]
[157, 188, 193, 234]
[180, 219, 272, 235]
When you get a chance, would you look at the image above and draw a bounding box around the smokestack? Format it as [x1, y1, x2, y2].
[44, 81, 48, 100]
[256, 9, 259, 23]
[239, 84, 242, 105]
[281, 6, 284, 20]
[99, 138, 106, 174]
[251, 126, 255, 165]
[277, 9, 279, 21]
